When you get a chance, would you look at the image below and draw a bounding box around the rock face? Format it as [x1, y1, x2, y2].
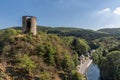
[22, 16, 37, 35]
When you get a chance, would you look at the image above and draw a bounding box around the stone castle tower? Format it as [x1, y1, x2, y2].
[22, 16, 37, 35]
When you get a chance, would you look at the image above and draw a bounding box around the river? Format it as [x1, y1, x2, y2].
[86, 63, 100, 80]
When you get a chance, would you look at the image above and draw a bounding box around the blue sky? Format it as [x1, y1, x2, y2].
[0, 0, 120, 30]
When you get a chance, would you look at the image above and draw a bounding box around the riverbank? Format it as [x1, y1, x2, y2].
[77, 59, 93, 74]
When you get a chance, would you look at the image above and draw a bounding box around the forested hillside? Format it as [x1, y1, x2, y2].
[0, 26, 119, 80]
[37, 26, 111, 41]
[0, 28, 90, 80]
[92, 37, 120, 80]
[13, 26, 114, 41]
[98, 28, 120, 35]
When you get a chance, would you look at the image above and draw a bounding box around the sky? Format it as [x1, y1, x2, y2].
[0, 0, 120, 30]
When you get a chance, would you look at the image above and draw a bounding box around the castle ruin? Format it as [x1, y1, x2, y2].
[22, 16, 37, 35]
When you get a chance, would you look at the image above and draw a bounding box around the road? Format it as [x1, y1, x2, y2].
[77, 59, 93, 74]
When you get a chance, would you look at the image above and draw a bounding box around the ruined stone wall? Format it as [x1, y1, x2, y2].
[22, 16, 37, 35]
[31, 17, 37, 35]
[22, 16, 27, 33]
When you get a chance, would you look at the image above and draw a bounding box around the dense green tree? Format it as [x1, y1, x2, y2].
[72, 38, 90, 56]
[62, 52, 75, 72]
[71, 70, 86, 80]
[92, 52, 99, 64]
[44, 45, 56, 65]
[18, 54, 36, 73]
[100, 51, 120, 80]
[38, 26, 110, 40]
[73, 52, 79, 66]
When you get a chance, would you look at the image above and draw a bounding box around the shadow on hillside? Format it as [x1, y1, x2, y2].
[6, 67, 40, 80]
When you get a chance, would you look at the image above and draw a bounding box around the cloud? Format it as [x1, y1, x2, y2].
[98, 8, 111, 14]
[98, 7, 120, 15]
[99, 24, 119, 29]
[113, 7, 120, 15]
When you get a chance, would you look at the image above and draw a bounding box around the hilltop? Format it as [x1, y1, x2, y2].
[37, 26, 111, 40]
[13, 26, 112, 41]
[98, 28, 120, 35]
[0, 28, 89, 80]
[0, 26, 120, 80]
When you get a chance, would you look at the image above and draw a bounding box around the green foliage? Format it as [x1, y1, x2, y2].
[0, 28, 87, 80]
[36, 45, 46, 56]
[1, 28, 19, 39]
[100, 51, 120, 80]
[40, 71, 51, 80]
[37, 26, 110, 41]
[44, 45, 56, 65]
[73, 52, 79, 66]
[92, 52, 99, 64]
[98, 28, 120, 35]
[18, 54, 36, 71]
[92, 47, 104, 64]
[2, 27, 119, 80]
[92, 36, 120, 80]
[62, 36, 75, 47]
[62, 52, 75, 72]
[5, 28, 18, 35]
[71, 70, 85, 80]
[72, 38, 90, 56]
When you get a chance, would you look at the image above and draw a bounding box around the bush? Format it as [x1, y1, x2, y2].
[40, 71, 51, 80]
[18, 54, 36, 72]
[71, 70, 85, 80]
[44, 45, 56, 65]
